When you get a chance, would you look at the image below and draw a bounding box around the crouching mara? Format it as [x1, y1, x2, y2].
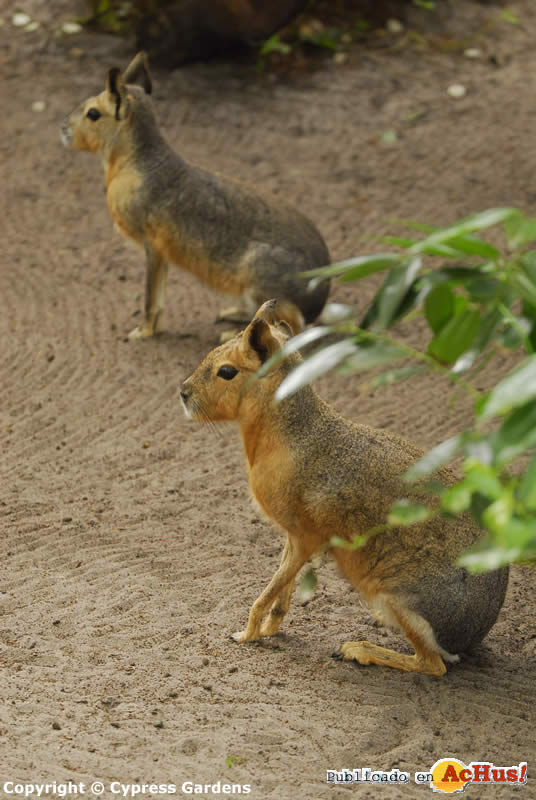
[180, 301, 508, 676]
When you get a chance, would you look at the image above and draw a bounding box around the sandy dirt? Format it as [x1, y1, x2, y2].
[1, 1, 535, 798]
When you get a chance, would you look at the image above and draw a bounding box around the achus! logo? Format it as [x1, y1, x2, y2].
[428, 758, 527, 793]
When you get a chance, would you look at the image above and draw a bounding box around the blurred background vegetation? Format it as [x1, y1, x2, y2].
[81, 0, 414, 67]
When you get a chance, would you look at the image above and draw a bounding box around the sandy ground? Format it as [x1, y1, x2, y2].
[1, 1, 536, 798]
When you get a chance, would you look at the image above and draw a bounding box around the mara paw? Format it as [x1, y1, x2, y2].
[231, 629, 262, 643]
[231, 630, 249, 643]
[333, 641, 374, 665]
[128, 325, 155, 340]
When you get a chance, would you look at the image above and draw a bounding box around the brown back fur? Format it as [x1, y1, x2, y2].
[180, 301, 509, 677]
[61, 54, 330, 339]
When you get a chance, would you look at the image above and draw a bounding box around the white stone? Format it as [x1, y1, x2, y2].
[32, 101, 46, 112]
[464, 48, 481, 59]
[447, 84, 467, 99]
[62, 21, 82, 35]
[387, 19, 404, 34]
[12, 13, 31, 27]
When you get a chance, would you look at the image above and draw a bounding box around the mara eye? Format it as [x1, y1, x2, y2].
[217, 365, 238, 381]
[86, 108, 101, 121]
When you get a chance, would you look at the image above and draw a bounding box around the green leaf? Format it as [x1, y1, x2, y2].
[451, 308, 503, 373]
[463, 460, 503, 499]
[499, 9, 520, 24]
[367, 257, 422, 330]
[521, 251, 536, 281]
[381, 236, 416, 248]
[504, 213, 536, 248]
[320, 303, 354, 323]
[360, 275, 422, 329]
[436, 265, 493, 283]
[259, 33, 291, 57]
[500, 316, 531, 350]
[415, 243, 462, 258]
[380, 130, 398, 145]
[409, 208, 517, 256]
[338, 341, 404, 374]
[469, 491, 492, 527]
[461, 515, 536, 571]
[387, 500, 432, 526]
[479, 354, 536, 420]
[296, 567, 317, 602]
[507, 271, 536, 310]
[301, 27, 340, 50]
[404, 434, 462, 482]
[330, 533, 369, 550]
[366, 365, 427, 389]
[427, 309, 481, 364]
[482, 492, 514, 532]
[383, 235, 460, 257]
[491, 401, 536, 465]
[441, 483, 473, 514]
[391, 218, 438, 233]
[465, 440, 494, 465]
[275, 339, 357, 401]
[466, 276, 502, 302]
[304, 253, 401, 281]
[424, 283, 455, 334]
[446, 234, 500, 260]
[517, 453, 536, 509]
[459, 538, 527, 572]
[256, 325, 332, 378]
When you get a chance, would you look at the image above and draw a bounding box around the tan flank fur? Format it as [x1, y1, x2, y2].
[61, 53, 330, 338]
[180, 301, 509, 677]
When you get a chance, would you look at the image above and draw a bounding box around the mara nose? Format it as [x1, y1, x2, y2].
[179, 384, 191, 404]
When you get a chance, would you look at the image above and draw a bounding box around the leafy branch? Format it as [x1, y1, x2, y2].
[276, 208, 536, 572]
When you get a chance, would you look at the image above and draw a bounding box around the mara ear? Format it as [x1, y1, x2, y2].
[106, 67, 129, 120]
[245, 317, 281, 364]
[252, 299, 278, 326]
[122, 51, 152, 95]
[277, 319, 293, 337]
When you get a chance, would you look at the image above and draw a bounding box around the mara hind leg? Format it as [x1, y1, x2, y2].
[233, 534, 315, 643]
[217, 295, 257, 343]
[335, 602, 448, 677]
[269, 299, 304, 335]
[217, 291, 257, 328]
[129, 244, 168, 338]
[217, 307, 253, 325]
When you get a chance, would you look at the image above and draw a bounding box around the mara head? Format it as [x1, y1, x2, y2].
[180, 301, 297, 424]
[60, 52, 153, 154]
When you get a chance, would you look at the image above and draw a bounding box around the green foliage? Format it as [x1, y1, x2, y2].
[499, 9, 520, 25]
[257, 33, 292, 69]
[296, 567, 318, 602]
[225, 755, 244, 768]
[277, 208, 536, 571]
[81, 0, 137, 32]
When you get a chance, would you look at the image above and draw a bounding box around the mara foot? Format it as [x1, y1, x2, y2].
[333, 640, 447, 677]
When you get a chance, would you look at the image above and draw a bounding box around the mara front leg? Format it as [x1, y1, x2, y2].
[233, 534, 315, 643]
[129, 243, 168, 338]
[259, 540, 296, 637]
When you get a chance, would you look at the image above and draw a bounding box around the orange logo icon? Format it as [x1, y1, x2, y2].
[430, 759, 472, 794]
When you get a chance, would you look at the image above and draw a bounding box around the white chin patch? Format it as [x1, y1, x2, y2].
[60, 127, 72, 148]
[181, 398, 192, 420]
